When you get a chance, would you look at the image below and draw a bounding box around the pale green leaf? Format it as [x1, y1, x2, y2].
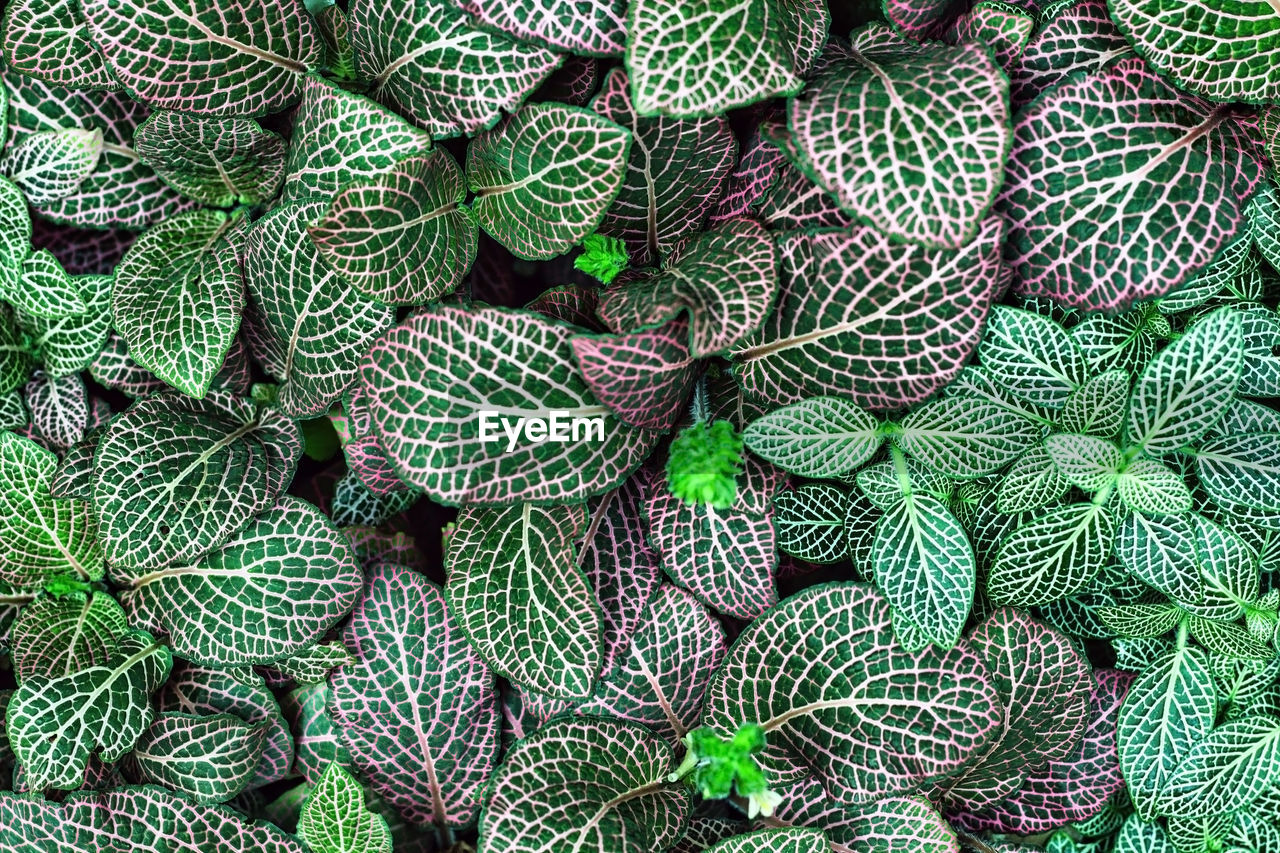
[298, 763, 393, 853]
[976, 305, 1088, 408]
[1059, 369, 1129, 438]
[986, 502, 1114, 606]
[897, 395, 1040, 479]
[1117, 458, 1193, 515]
[1044, 433, 1124, 492]
[996, 444, 1069, 514]
[1158, 716, 1280, 818]
[742, 396, 881, 480]
[1, 127, 101, 204]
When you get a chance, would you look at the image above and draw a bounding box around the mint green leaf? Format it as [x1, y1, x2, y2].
[0, 176, 31, 292]
[1116, 458, 1193, 515]
[1044, 434, 1124, 492]
[9, 249, 86, 319]
[1113, 813, 1175, 853]
[897, 396, 1040, 479]
[244, 199, 396, 418]
[1253, 181, 1280, 271]
[7, 629, 171, 790]
[625, 0, 824, 118]
[308, 149, 477, 306]
[112, 209, 247, 397]
[743, 396, 881, 480]
[856, 456, 951, 510]
[1060, 369, 1129, 438]
[1188, 617, 1273, 662]
[1117, 647, 1216, 820]
[987, 503, 1115, 606]
[976, 305, 1088, 408]
[349, 0, 560, 138]
[997, 444, 1070, 514]
[704, 829, 827, 853]
[1097, 603, 1183, 639]
[117, 497, 361, 667]
[80, 0, 322, 116]
[0, 430, 103, 589]
[10, 590, 127, 681]
[22, 272, 111, 377]
[0, 0, 121, 91]
[468, 103, 631, 261]
[1126, 307, 1244, 455]
[135, 111, 287, 207]
[2, 127, 101, 204]
[1238, 306, 1280, 398]
[131, 712, 267, 804]
[773, 484, 850, 564]
[446, 503, 599, 699]
[92, 389, 302, 570]
[24, 372, 89, 453]
[299, 763, 392, 853]
[1159, 236, 1255, 315]
[480, 716, 689, 853]
[1197, 433, 1280, 513]
[1158, 716, 1280, 818]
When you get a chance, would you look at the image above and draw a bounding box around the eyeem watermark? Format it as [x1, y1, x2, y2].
[479, 411, 606, 452]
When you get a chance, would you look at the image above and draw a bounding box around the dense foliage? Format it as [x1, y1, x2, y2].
[0, 0, 1276, 852]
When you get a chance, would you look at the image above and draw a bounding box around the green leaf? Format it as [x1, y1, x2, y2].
[0, 176, 31, 292]
[1253, 181, 1280, 271]
[897, 395, 1040, 479]
[24, 372, 89, 453]
[1197, 433, 1280, 513]
[112, 209, 247, 397]
[1113, 814, 1175, 853]
[7, 628, 171, 790]
[467, 103, 631, 261]
[872, 494, 974, 648]
[1097, 603, 1183, 639]
[0, 0, 122, 91]
[116, 497, 362, 667]
[976, 304, 1088, 408]
[997, 444, 1070, 514]
[447, 0, 626, 56]
[625, 0, 823, 118]
[92, 389, 302, 570]
[271, 641, 353, 686]
[307, 149, 477, 306]
[856, 456, 951, 510]
[1117, 646, 1216, 820]
[1159, 236, 1255, 315]
[21, 272, 112, 377]
[704, 829, 827, 853]
[131, 712, 267, 804]
[8, 249, 86, 320]
[134, 111, 287, 207]
[1059, 369, 1129, 438]
[298, 763, 392, 853]
[773, 484, 850, 564]
[1238, 307, 1280, 398]
[1126, 307, 1244, 455]
[479, 716, 689, 853]
[10, 590, 127, 681]
[446, 503, 599, 699]
[1, 127, 102, 204]
[743, 396, 881, 480]
[573, 233, 630, 284]
[1188, 617, 1273, 661]
[987, 503, 1115, 606]
[1044, 434, 1124, 493]
[80, 0, 322, 115]
[1116, 458, 1192, 515]
[0, 430, 103, 589]
[1158, 716, 1280, 818]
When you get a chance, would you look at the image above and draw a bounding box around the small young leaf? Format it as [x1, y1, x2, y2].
[997, 445, 1070, 514]
[1060, 370, 1129, 438]
[298, 763, 392, 853]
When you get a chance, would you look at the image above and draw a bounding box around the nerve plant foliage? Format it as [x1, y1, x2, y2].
[0, 0, 1276, 851]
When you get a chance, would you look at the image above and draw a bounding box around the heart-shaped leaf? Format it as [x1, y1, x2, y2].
[733, 219, 1003, 409]
[116, 496, 361, 667]
[898, 396, 1041, 480]
[130, 712, 266, 804]
[589, 68, 738, 265]
[986, 503, 1115, 606]
[359, 304, 661, 505]
[92, 389, 302, 570]
[570, 318, 699, 430]
[330, 563, 500, 828]
[307, 149, 477, 306]
[479, 715, 689, 853]
[134, 111, 287, 207]
[447, 503, 601, 699]
[298, 763, 393, 853]
[0, 0, 121, 90]
[7, 629, 171, 790]
[112, 209, 248, 398]
[80, 0, 321, 115]
[999, 57, 1264, 311]
[349, 0, 560, 138]
[468, 102, 631, 260]
[784, 24, 1010, 249]
[743, 396, 880, 480]
[243, 199, 396, 418]
[701, 583, 1001, 802]
[10, 590, 127, 681]
[448, 0, 626, 55]
[2, 127, 102, 204]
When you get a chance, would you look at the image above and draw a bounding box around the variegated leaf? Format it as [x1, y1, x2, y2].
[944, 0, 1035, 68]
[468, 103, 631, 260]
[0, 176, 30, 292]
[1189, 616, 1272, 661]
[976, 306, 1088, 409]
[2, 127, 102, 204]
[570, 318, 699, 430]
[1044, 433, 1124, 493]
[1197, 432, 1280, 513]
[24, 372, 88, 453]
[1116, 458, 1193, 515]
[448, 0, 626, 55]
[1253, 181, 1280, 270]
[330, 563, 500, 827]
[10, 249, 86, 319]
[307, 149, 477, 306]
[1060, 370, 1129, 438]
[80, 0, 321, 115]
[705, 829, 827, 853]
[1158, 716, 1280, 818]
[1007, 0, 1131, 106]
[134, 111, 287, 206]
[997, 445, 1070, 514]
[767, 778, 958, 853]
[131, 712, 266, 804]
[0, 0, 121, 90]
[1238, 306, 1280, 398]
[281, 683, 350, 786]
[349, 0, 561, 138]
[999, 58, 1264, 311]
[733, 219, 1003, 409]
[298, 763, 393, 853]
[116, 496, 362, 667]
[743, 396, 880, 480]
[897, 396, 1040, 479]
[21, 272, 112, 378]
[1097, 603, 1182, 638]
[986, 503, 1115, 606]
[10, 590, 127, 682]
[271, 641, 353, 686]
[773, 484, 850, 564]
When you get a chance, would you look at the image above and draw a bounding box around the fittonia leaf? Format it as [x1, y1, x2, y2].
[115, 496, 362, 667]
[1007, 0, 1132, 107]
[1196, 432, 1280, 513]
[10, 249, 86, 320]
[732, 218, 1003, 409]
[1251, 181, 1280, 271]
[976, 306, 1089, 409]
[1107, 0, 1280, 104]
[897, 395, 1041, 480]
[624, 0, 826, 118]
[703, 828, 828, 853]
[782, 23, 1010, 249]
[111, 209, 248, 398]
[0, 0, 122, 90]
[1157, 715, 1280, 818]
[24, 371, 89, 453]
[269, 640, 352, 686]
[0, 429, 103, 589]
[467, 103, 632, 261]
[986, 503, 1116, 607]
[359, 304, 661, 505]
[307, 149, 478, 307]
[447, 0, 627, 56]
[1, 127, 102, 205]
[20, 272, 113, 378]
[298, 763, 393, 853]
[767, 777, 957, 853]
[79, 0, 321, 116]
[478, 716, 689, 853]
[129, 712, 267, 804]
[944, 0, 1036, 68]
[701, 583, 1001, 802]
[9, 590, 127, 681]
[570, 318, 699, 431]
[0, 176, 30, 293]
[999, 57, 1264, 311]
[7, 629, 171, 790]
[330, 563, 500, 828]
[348, 0, 561, 138]
[742, 396, 881, 480]
[133, 111, 288, 207]
[772, 484, 850, 564]
[91, 389, 302, 570]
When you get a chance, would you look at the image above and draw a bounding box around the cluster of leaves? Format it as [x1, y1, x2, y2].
[0, 0, 1274, 852]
